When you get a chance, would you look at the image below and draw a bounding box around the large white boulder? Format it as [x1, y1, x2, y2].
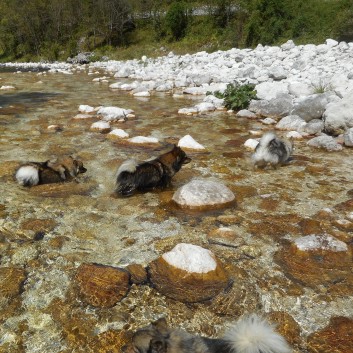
[173, 178, 235, 209]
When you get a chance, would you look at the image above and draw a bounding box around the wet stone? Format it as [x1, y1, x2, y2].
[148, 243, 230, 302]
[267, 311, 302, 348]
[172, 178, 236, 210]
[75, 263, 130, 308]
[207, 227, 244, 248]
[20, 218, 57, 233]
[0, 267, 26, 299]
[307, 316, 353, 353]
[126, 264, 148, 285]
[275, 235, 353, 296]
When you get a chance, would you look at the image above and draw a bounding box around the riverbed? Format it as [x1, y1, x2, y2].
[0, 66, 352, 353]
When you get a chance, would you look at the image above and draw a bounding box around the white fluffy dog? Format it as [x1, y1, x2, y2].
[252, 132, 293, 168]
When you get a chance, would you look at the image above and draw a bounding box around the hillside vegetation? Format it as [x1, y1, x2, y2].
[0, 0, 352, 62]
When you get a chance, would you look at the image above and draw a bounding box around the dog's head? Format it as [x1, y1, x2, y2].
[122, 318, 169, 353]
[159, 145, 191, 173]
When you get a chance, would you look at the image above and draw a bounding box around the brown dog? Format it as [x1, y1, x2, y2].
[116, 145, 191, 196]
[15, 156, 87, 186]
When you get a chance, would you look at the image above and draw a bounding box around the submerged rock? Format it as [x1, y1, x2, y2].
[148, 243, 230, 302]
[307, 316, 353, 353]
[172, 178, 235, 209]
[276, 234, 353, 295]
[75, 263, 130, 308]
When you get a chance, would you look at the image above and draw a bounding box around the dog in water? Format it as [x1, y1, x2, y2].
[15, 156, 87, 186]
[252, 132, 293, 169]
[122, 314, 291, 353]
[116, 145, 191, 196]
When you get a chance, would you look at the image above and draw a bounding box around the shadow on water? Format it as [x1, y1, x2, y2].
[0, 91, 61, 110]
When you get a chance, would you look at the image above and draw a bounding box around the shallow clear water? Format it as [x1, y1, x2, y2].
[1, 67, 353, 352]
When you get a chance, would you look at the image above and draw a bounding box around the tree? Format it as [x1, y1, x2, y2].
[165, 1, 188, 40]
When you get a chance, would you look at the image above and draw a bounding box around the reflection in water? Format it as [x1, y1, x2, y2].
[0, 91, 60, 109]
[0, 68, 353, 352]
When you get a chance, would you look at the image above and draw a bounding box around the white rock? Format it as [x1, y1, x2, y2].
[178, 135, 205, 150]
[307, 135, 343, 151]
[178, 107, 199, 115]
[1, 85, 16, 90]
[73, 114, 95, 119]
[276, 115, 307, 130]
[236, 109, 257, 118]
[162, 243, 217, 273]
[90, 121, 110, 131]
[261, 117, 277, 125]
[286, 131, 303, 139]
[173, 178, 235, 208]
[97, 106, 134, 121]
[294, 234, 347, 252]
[195, 102, 215, 112]
[78, 105, 95, 113]
[133, 91, 151, 97]
[128, 136, 159, 144]
[108, 129, 129, 138]
[244, 138, 259, 150]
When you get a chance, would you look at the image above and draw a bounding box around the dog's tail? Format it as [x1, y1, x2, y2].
[259, 131, 278, 148]
[223, 314, 291, 353]
[15, 165, 40, 186]
[116, 159, 138, 178]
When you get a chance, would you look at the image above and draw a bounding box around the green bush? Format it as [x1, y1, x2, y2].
[209, 82, 257, 111]
[165, 2, 188, 40]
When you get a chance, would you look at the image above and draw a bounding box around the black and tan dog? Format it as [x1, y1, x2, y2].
[123, 315, 291, 353]
[116, 145, 191, 196]
[15, 156, 87, 186]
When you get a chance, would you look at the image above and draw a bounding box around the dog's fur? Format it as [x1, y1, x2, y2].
[116, 145, 191, 196]
[252, 132, 293, 169]
[123, 315, 292, 353]
[15, 156, 87, 186]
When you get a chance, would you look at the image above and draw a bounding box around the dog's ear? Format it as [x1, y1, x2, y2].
[149, 339, 167, 353]
[151, 318, 169, 334]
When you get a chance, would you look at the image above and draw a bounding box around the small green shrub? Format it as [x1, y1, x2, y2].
[311, 79, 333, 94]
[208, 82, 257, 111]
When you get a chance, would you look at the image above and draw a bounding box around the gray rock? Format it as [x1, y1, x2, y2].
[249, 94, 293, 117]
[291, 93, 330, 122]
[301, 119, 324, 135]
[343, 127, 353, 147]
[268, 66, 288, 80]
[276, 115, 307, 131]
[307, 135, 343, 151]
[323, 92, 353, 135]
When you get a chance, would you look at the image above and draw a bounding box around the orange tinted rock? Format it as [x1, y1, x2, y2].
[148, 244, 230, 303]
[307, 317, 353, 353]
[0, 267, 26, 299]
[207, 227, 244, 248]
[126, 264, 148, 285]
[267, 311, 301, 347]
[20, 218, 57, 233]
[75, 263, 130, 308]
[275, 235, 353, 295]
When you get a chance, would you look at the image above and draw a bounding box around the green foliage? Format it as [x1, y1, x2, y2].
[310, 79, 333, 94]
[209, 82, 257, 111]
[165, 2, 188, 40]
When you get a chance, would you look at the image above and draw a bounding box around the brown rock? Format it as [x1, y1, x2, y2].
[29, 181, 95, 198]
[307, 316, 353, 353]
[75, 263, 130, 308]
[209, 279, 260, 317]
[207, 227, 243, 248]
[275, 235, 353, 296]
[148, 244, 230, 303]
[20, 218, 57, 233]
[0, 267, 26, 299]
[126, 264, 148, 285]
[267, 311, 301, 347]
[90, 329, 133, 353]
[298, 218, 322, 235]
